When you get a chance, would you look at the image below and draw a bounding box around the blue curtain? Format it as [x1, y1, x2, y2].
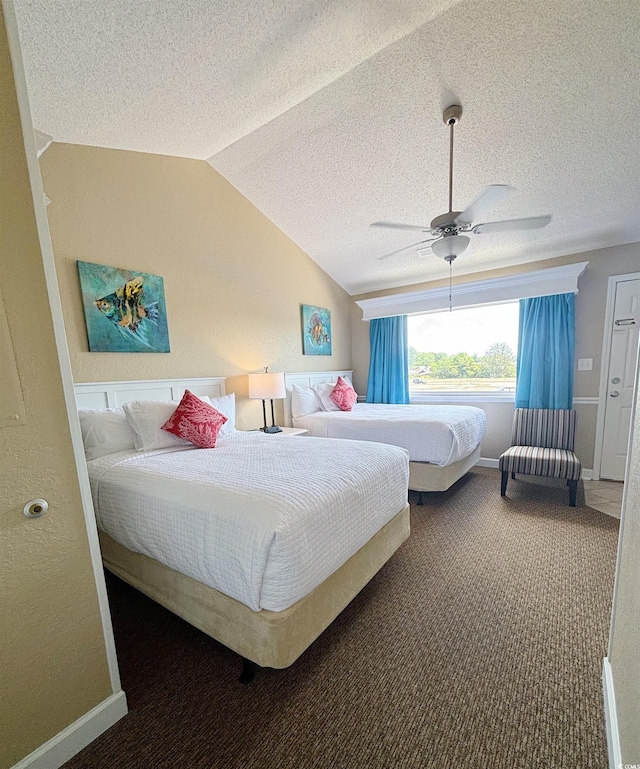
[367, 315, 410, 404]
[515, 293, 575, 409]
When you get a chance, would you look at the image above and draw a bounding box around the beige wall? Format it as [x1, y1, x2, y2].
[39, 144, 352, 429]
[0, 9, 112, 767]
[351, 244, 640, 467]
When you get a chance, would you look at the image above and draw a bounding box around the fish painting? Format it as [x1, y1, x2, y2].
[94, 276, 159, 349]
[302, 304, 332, 355]
[77, 261, 170, 352]
[308, 312, 329, 346]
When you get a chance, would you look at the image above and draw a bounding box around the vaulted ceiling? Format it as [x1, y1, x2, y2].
[14, 0, 640, 294]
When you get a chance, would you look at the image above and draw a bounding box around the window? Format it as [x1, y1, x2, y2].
[408, 302, 519, 397]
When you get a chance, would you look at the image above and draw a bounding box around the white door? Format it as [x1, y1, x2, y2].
[601, 278, 640, 480]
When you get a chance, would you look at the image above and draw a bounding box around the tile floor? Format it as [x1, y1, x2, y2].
[583, 479, 624, 519]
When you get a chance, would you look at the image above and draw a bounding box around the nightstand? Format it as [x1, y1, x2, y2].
[272, 427, 309, 436]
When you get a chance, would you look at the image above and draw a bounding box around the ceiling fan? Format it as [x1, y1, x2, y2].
[371, 105, 551, 264]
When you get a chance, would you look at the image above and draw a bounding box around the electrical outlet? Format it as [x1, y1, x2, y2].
[577, 358, 593, 371]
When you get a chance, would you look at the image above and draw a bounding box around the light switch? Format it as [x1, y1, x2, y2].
[577, 358, 593, 371]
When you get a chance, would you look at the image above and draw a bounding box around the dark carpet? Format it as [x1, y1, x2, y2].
[65, 467, 619, 769]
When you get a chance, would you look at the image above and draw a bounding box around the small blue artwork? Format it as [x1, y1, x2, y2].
[302, 304, 332, 356]
[77, 261, 170, 352]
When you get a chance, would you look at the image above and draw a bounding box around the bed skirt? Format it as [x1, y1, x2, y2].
[99, 503, 410, 669]
[409, 445, 481, 492]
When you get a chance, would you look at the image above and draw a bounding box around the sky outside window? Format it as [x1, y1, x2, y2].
[408, 303, 519, 356]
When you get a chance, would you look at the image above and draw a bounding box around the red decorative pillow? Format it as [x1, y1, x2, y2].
[161, 390, 228, 448]
[329, 376, 357, 411]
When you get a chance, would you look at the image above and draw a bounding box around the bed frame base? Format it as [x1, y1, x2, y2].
[99, 503, 410, 671]
[409, 445, 481, 495]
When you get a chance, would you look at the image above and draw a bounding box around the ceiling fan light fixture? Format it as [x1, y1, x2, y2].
[431, 234, 470, 259]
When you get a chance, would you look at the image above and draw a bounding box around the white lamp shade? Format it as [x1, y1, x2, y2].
[431, 234, 470, 259]
[248, 371, 286, 400]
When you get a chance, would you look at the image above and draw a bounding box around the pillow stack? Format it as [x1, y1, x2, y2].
[78, 391, 237, 458]
[291, 376, 357, 418]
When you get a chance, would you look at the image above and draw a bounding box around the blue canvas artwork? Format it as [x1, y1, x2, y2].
[77, 261, 170, 352]
[302, 304, 332, 356]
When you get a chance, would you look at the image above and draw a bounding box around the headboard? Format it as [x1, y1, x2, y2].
[74, 377, 227, 410]
[283, 370, 353, 426]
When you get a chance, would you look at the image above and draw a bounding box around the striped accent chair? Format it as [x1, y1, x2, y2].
[499, 409, 582, 506]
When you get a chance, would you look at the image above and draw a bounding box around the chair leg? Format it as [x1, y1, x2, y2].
[569, 480, 578, 507]
[501, 471, 508, 496]
[511, 472, 516, 480]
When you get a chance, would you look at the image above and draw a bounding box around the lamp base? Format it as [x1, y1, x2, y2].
[262, 425, 283, 434]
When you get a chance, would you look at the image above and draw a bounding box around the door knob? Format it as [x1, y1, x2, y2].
[611, 377, 621, 384]
[609, 390, 620, 398]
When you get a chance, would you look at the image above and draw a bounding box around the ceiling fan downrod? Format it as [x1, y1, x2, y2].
[443, 105, 462, 214]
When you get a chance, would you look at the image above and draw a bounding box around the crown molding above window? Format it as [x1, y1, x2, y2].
[356, 261, 589, 321]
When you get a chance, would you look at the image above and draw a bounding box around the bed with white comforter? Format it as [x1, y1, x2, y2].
[293, 403, 486, 467]
[75, 377, 411, 670]
[88, 432, 409, 613]
[284, 372, 487, 493]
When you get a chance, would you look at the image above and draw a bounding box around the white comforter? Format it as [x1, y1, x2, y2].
[87, 432, 409, 613]
[294, 404, 486, 466]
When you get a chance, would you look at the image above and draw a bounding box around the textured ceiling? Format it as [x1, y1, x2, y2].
[14, 0, 640, 295]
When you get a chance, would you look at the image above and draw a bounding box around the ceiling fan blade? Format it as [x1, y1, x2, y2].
[455, 185, 515, 226]
[370, 221, 433, 232]
[377, 237, 439, 260]
[472, 214, 552, 234]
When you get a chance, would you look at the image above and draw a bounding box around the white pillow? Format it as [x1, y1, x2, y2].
[123, 399, 192, 452]
[78, 408, 137, 460]
[291, 384, 323, 420]
[209, 393, 236, 436]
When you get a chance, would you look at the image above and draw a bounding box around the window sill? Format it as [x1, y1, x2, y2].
[409, 392, 516, 404]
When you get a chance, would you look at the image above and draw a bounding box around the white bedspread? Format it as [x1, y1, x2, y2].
[87, 432, 409, 613]
[294, 404, 486, 466]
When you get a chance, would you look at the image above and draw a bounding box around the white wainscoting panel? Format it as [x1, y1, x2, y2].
[74, 377, 227, 411]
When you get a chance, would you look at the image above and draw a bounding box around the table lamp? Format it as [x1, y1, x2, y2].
[248, 368, 287, 433]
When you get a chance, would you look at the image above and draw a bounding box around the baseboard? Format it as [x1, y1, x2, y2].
[11, 691, 128, 769]
[602, 658, 621, 769]
[476, 457, 594, 480]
